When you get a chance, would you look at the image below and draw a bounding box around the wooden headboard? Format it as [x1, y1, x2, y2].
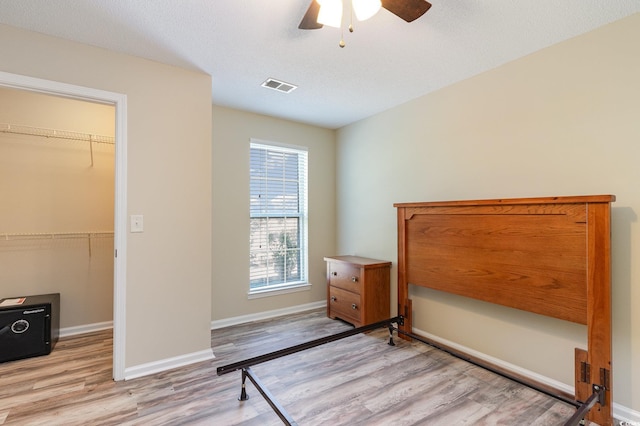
[394, 195, 615, 425]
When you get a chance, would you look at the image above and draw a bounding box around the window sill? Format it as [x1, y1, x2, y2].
[248, 282, 312, 299]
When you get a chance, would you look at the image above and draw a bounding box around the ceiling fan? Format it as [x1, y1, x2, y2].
[298, 0, 432, 30]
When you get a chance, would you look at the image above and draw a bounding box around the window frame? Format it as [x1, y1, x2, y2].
[248, 139, 309, 298]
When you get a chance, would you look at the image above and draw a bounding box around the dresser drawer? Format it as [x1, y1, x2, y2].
[328, 262, 361, 293]
[328, 286, 361, 323]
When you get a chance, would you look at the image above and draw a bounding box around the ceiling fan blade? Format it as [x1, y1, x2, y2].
[381, 0, 432, 22]
[299, 0, 324, 29]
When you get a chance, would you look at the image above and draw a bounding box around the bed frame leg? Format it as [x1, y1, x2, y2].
[238, 368, 249, 401]
[388, 324, 396, 346]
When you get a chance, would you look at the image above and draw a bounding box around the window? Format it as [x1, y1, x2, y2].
[249, 141, 308, 294]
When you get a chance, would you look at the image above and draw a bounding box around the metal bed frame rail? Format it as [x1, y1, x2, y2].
[396, 329, 605, 426]
[216, 317, 402, 425]
[217, 315, 604, 425]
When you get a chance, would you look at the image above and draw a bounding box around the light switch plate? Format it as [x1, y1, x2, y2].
[130, 214, 144, 233]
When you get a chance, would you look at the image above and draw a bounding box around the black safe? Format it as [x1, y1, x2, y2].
[0, 293, 60, 363]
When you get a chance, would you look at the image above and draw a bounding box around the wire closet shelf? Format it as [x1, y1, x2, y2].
[0, 122, 114, 166]
[1, 232, 114, 257]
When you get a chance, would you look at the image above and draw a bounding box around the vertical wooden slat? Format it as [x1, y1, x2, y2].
[397, 206, 412, 340]
[586, 201, 613, 426]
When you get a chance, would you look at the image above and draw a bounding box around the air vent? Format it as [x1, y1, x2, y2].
[261, 78, 297, 94]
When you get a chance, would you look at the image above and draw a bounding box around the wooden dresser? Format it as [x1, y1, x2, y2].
[324, 255, 391, 327]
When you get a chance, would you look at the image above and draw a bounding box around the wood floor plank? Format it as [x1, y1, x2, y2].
[0, 309, 578, 425]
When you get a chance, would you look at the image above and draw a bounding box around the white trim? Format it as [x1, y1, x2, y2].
[0, 71, 128, 381]
[0, 73, 117, 105]
[248, 282, 312, 299]
[112, 89, 128, 382]
[59, 321, 113, 338]
[124, 349, 214, 381]
[211, 301, 325, 330]
[411, 326, 574, 394]
[615, 404, 640, 425]
[250, 137, 308, 153]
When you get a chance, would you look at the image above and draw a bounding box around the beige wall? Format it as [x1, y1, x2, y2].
[212, 106, 335, 320]
[336, 13, 640, 413]
[0, 24, 212, 368]
[0, 87, 114, 328]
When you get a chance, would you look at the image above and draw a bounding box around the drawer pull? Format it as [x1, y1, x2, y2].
[351, 303, 357, 310]
[331, 296, 337, 302]
[332, 272, 337, 276]
[351, 276, 358, 283]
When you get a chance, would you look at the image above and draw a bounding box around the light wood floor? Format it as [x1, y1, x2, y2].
[0, 309, 578, 425]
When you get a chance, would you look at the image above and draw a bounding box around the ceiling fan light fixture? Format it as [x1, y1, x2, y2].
[317, 0, 343, 28]
[352, 0, 381, 21]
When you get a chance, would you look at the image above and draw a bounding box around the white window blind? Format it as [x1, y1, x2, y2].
[249, 141, 308, 291]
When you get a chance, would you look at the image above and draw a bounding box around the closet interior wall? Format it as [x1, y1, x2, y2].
[0, 87, 115, 331]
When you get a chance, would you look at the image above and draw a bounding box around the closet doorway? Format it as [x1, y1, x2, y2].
[0, 71, 127, 380]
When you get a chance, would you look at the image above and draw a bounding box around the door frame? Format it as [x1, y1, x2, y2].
[0, 70, 128, 380]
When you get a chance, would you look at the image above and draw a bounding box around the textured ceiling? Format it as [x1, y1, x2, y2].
[0, 1, 638, 129]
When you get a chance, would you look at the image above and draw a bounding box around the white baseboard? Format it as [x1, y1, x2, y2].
[124, 348, 214, 381]
[59, 321, 215, 381]
[59, 321, 113, 338]
[413, 327, 639, 424]
[412, 327, 574, 394]
[210, 300, 325, 330]
[614, 404, 640, 424]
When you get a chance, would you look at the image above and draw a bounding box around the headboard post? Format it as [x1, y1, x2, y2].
[581, 201, 613, 425]
[397, 204, 412, 340]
